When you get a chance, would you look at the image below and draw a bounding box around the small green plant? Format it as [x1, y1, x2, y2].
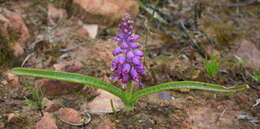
[12, 68, 246, 110]
[253, 70, 260, 81]
[205, 56, 220, 78]
[25, 84, 44, 116]
[11, 16, 246, 110]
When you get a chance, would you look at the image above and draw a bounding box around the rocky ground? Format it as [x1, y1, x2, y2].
[0, 0, 260, 129]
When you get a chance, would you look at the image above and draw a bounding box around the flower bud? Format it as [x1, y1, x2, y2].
[136, 64, 145, 75]
[117, 56, 126, 64]
[122, 74, 130, 84]
[127, 34, 140, 42]
[113, 47, 123, 56]
[122, 63, 131, 74]
[134, 50, 144, 57]
[129, 42, 140, 49]
[130, 68, 139, 82]
[132, 56, 141, 65]
[126, 51, 134, 60]
[120, 42, 129, 49]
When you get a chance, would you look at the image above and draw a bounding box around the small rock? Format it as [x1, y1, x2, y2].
[0, 122, 4, 129]
[236, 39, 260, 69]
[86, 89, 124, 113]
[7, 72, 20, 87]
[45, 101, 62, 112]
[11, 43, 24, 57]
[1, 10, 31, 46]
[179, 88, 190, 93]
[42, 98, 62, 112]
[7, 113, 18, 123]
[148, 119, 156, 125]
[68, 0, 139, 25]
[48, 4, 67, 22]
[83, 24, 98, 39]
[0, 10, 30, 59]
[36, 113, 57, 129]
[96, 119, 115, 129]
[57, 108, 81, 124]
[0, 80, 8, 86]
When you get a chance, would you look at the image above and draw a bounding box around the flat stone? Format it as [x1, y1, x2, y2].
[0, 10, 30, 46]
[36, 113, 57, 129]
[86, 89, 124, 113]
[57, 108, 81, 124]
[67, 0, 139, 25]
[83, 24, 98, 39]
[43, 98, 62, 112]
[0, 10, 30, 58]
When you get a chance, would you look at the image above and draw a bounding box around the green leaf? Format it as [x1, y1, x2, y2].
[132, 81, 248, 102]
[11, 68, 123, 98]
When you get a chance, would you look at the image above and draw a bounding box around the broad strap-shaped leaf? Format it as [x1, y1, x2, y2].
[132, 81, 248, 102]
[11, 68, 123, 98]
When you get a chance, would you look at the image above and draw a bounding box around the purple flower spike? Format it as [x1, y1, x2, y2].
[111, 14, 146, 88]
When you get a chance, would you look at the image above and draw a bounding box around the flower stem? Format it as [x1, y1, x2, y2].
[123, 82, 135, 110]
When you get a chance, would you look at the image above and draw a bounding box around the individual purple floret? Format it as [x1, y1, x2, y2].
[112, 14, 145, 88]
